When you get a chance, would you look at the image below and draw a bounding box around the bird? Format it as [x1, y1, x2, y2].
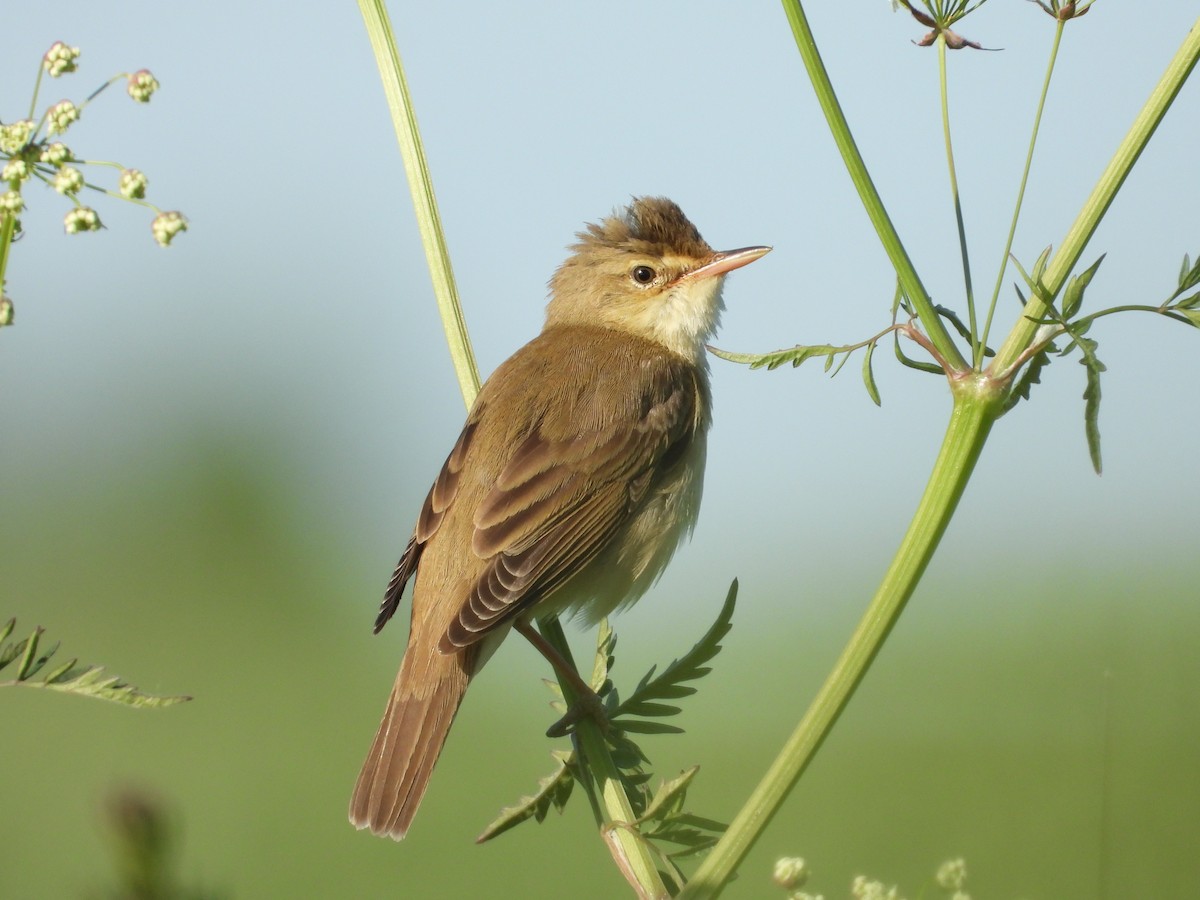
[349, 196, 769, 840]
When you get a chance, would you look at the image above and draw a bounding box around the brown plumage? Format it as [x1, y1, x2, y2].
[349, 198, 768, 840]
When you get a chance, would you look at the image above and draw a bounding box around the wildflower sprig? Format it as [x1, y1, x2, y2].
[1, 41, 188, 328]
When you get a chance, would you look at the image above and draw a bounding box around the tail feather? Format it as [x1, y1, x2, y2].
[349, 641, 473, 840]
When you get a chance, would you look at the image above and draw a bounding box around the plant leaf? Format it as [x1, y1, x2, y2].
[637, 766, 700, 825]
[708, 343, 847, 371]
[0, 618, 190, 708]
[612, 581, 736, 731]
[1075, 334, 1106, 475]
[476, 751, 576, 843]
[1062, 253, 1106, 319]
[861, 340, 881, 406]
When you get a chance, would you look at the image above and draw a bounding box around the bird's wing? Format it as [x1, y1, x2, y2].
[372, 419, 479, 634]
[439, 366, 700, 650]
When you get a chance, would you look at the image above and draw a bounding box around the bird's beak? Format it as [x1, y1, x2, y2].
[685, 245, 772, 281]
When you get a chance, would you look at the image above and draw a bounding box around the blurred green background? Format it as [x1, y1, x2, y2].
[4, 2, 1198, 897]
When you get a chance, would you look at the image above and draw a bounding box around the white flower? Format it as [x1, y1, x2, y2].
[2, 159, 30, 184]
[0, 120, 35, 154]
[0, 190, 25, 214]
[151, 210, 187, 246]
[119, 168, 148, 200]
[64, 206, 101, 233]
[53, 166, 85, 195]
[127, 69, 160, 103]
[40, 142, 73, 166]
[43, 41, 81, 77]
[47, 99, 80, 135]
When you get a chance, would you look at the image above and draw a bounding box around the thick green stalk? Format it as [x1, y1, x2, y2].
[356, 0, 480, 403]
[979, 20, 1065, 365]
[991, 15, 1200, 375]
[780, 0, 968, 373]
[680, 381, 1002, 899]
[938, 36, 979, 366]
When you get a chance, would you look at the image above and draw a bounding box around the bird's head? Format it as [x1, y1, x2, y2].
[546, 197, 770, 362]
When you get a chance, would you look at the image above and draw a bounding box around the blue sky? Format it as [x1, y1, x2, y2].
[4, 1, 1197, 650]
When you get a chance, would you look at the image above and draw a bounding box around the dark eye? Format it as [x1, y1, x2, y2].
[631, 265, 656, 285]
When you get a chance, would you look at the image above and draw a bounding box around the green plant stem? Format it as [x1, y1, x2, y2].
[990, 14, 1200, 375]
[681, 381, 1002, 899]
[538, 618, 669, 900]
[357, 0, 480, 404]
[0, 211, 16, 295]
[356, 7, 659, 894]
[979, 19, 1065, 366]
[780, 0, 968, 373]
[938, 36, 979, 367]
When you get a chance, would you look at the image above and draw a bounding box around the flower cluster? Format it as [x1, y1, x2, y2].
[0, 41, 185, 245]
[1, 41, 188, 328]
[43, 41, 81, 77]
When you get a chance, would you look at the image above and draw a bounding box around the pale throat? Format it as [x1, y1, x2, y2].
[628, 275, 726, 363]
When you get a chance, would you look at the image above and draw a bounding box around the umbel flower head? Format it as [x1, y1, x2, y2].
[0, 41, 186, 255]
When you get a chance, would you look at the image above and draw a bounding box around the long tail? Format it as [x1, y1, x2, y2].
[349, 638, 474, 840]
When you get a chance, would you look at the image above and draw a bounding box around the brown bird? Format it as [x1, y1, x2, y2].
[349, 197, 769, 840]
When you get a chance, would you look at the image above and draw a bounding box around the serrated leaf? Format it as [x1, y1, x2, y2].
[612, 582, 736, 732]
[708, 342, 844, 372]
[1000, 343, 1055, 416]
[861, 340, 881, 406]
[1062, 253, 1105, 320]
[476, 752, 575, 843]
[1076, 335, 1106, 475]
[637, 767, 699, 825]
[591, 617, 616, 693]
[0, 618, 190, 708]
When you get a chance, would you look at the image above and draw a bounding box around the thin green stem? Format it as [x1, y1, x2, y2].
[357, 0, 481, 404]
[538, 618, 669, 900]
[355, 14, 663, 893]
[979, 20, 1065, 366]
[0, 211, 16, 297]
[681, 381, 1003, 899]
[781, 0, 968, 374]
[938, 36, 979, 367]
[991, 15, 1200, 375]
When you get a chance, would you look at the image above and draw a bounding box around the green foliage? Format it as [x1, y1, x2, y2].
[476, 751, 575, 843]
[0, 617, 191, 708]
[481, 584, 738, 883]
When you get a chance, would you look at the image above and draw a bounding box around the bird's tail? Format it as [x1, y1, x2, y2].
[348, 638, 473, 840]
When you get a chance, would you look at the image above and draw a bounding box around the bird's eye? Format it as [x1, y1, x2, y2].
[631, 265, 656, 285]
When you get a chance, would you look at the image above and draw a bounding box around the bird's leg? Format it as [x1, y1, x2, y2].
[513, 619, 610, 737]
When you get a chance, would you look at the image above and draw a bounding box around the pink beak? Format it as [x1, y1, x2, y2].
[686, 245, 772, 281]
